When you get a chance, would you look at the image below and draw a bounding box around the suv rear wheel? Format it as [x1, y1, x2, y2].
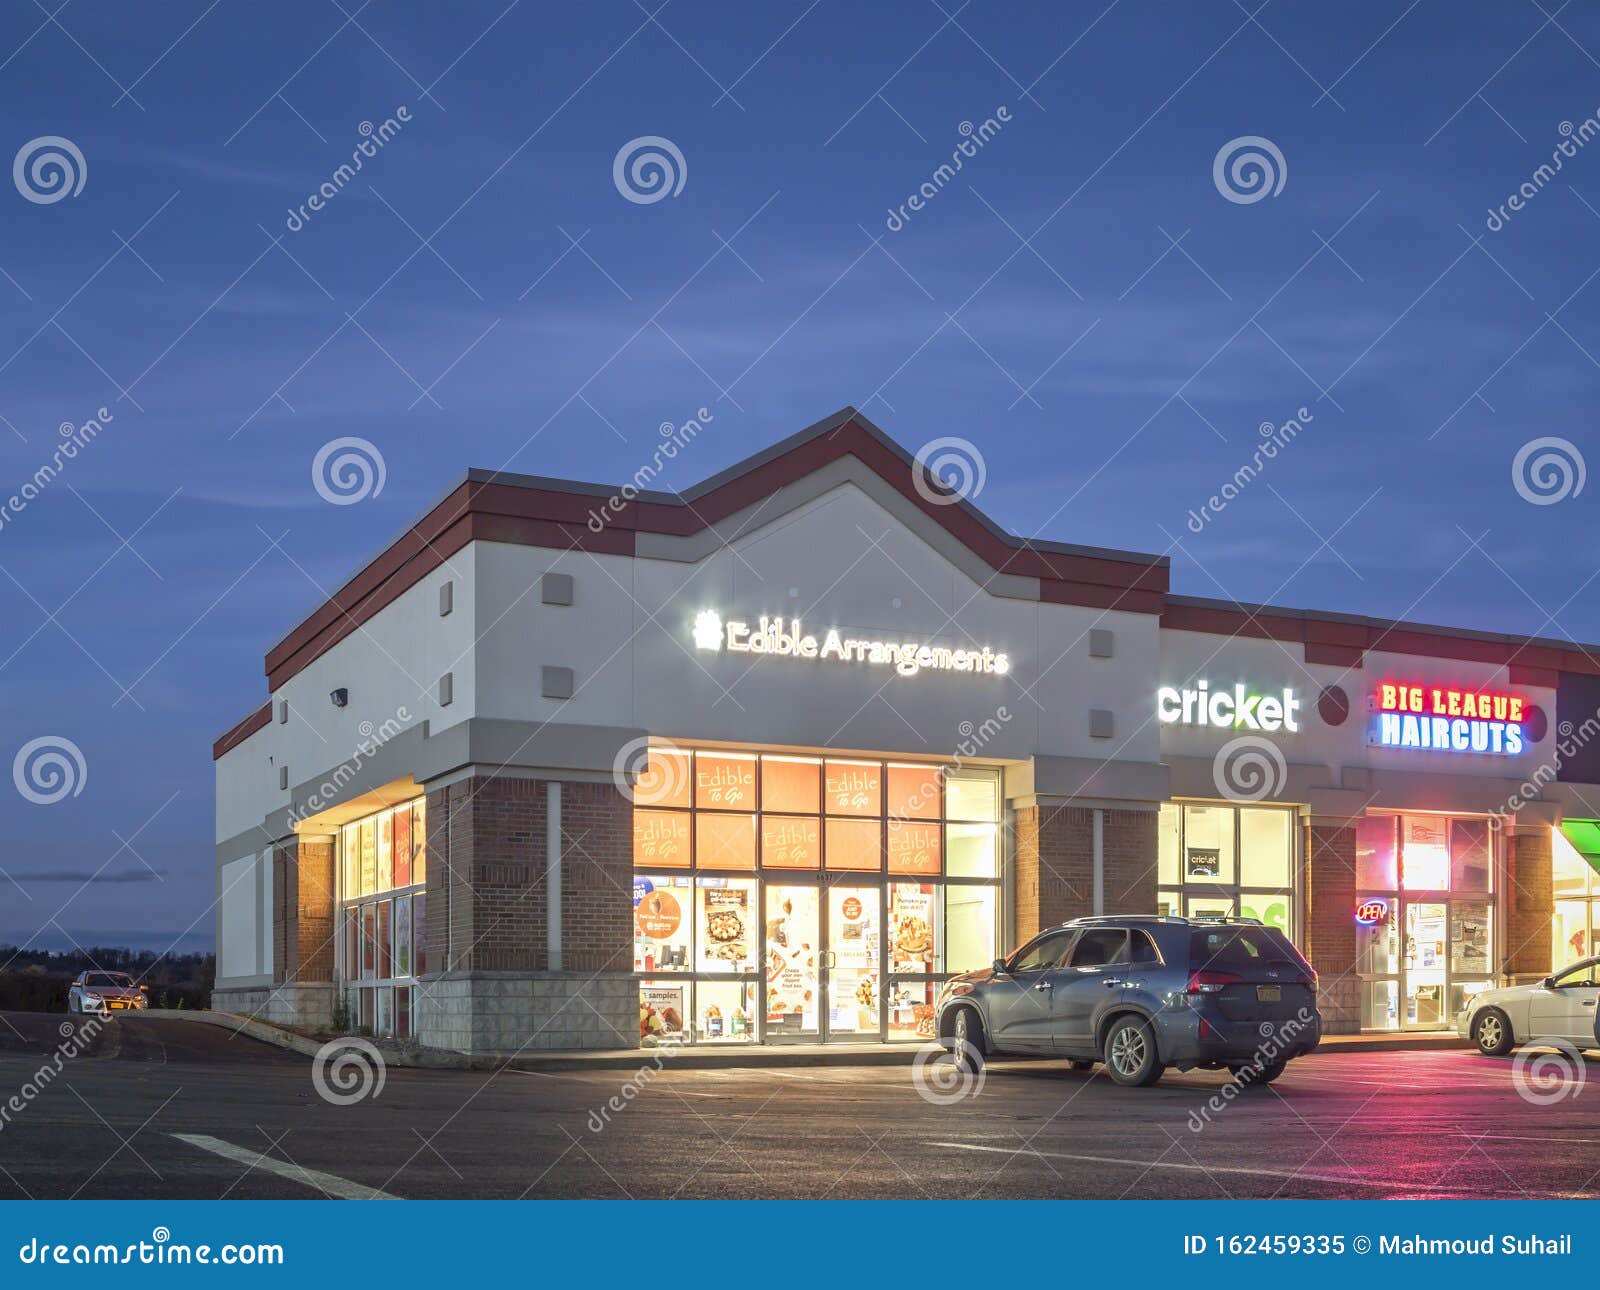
[1104, 1015, 1164, 1087]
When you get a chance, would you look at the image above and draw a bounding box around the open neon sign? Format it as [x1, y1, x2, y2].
[1354, 898, 1390, 926]
[1370, 682, 1526, 756]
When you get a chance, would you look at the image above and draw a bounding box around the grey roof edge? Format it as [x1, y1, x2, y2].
[1165, 592, 1597, 658]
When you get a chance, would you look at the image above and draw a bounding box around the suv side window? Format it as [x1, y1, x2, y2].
[1069, 928, 1129, 968]
[1129, 930, 1162, 965]
[1010, 932, 1074, 973]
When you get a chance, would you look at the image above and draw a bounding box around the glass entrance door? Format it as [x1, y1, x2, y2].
[764, 885, 821, 1040]
[763, 882, 884, 1041]
[1402, 901, 1448, 1029]
[825, 885, 884, 1043]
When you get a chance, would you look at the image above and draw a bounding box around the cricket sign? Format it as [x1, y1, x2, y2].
[1156, 679, 1302, 733]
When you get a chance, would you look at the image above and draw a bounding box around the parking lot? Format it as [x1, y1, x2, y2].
[0, 1012, 1594, 1200]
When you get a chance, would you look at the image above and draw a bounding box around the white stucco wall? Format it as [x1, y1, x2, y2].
[215, 555, 476, 845]
[472, 481, 1162, 764]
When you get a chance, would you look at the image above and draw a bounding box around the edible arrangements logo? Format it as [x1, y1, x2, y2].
[691, 610, 1010, 679]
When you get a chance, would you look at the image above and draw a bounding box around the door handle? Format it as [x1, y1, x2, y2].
[1033, 980, 1053, 991]
[1103, 978, 1124, 988]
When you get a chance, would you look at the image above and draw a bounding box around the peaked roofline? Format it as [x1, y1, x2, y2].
[252, 408, 1173, 705]
[214, 406, 1600, 759]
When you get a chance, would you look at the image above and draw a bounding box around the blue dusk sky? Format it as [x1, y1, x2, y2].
[1, 2, 1598, 948]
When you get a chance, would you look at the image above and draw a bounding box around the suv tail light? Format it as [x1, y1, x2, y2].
[1186, 970, 1243, 995]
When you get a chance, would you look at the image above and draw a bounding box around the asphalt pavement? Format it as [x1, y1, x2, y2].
[0, 1011, 1593, 1200]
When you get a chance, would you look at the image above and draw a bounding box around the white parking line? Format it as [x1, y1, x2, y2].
[171, 1134, 400, 1200]
[928, 1140, 1598, 1198]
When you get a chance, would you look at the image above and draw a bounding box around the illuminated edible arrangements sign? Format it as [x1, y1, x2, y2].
[1370, 682, 1526, 756]
[692, 610, 1010, 679]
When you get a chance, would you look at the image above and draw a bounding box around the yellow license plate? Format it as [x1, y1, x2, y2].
[1257, 986, 1281, 1003]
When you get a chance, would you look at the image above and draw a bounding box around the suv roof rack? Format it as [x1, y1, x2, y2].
[1058, 914, 1266, 928]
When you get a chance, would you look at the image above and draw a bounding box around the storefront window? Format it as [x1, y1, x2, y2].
[1357, 812, 1498, 1031]
[634, 875, 691, 971]
[1553, 823, 1600, 964]
[630, 747, 1003, 1044]
[1157, 802, 1297, 936]
[1400, 816, 1449, 889]
[337, 796, 427, 1040]
[1181, 805, 1235, 884]
[694, 877, 757, 973]
[946, 822, 997, 878]
[1355, 815, 1397, 889]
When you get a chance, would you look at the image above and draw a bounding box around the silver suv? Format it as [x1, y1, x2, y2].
[935, 915, 1321, 1086]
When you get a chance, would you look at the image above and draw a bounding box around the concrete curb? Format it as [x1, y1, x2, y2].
[137, 1011, 1469, 1071]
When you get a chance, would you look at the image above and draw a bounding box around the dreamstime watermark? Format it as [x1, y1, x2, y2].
[312, 436, 387, 505]
[285, 108, 411, 232]
[311, 1037, 386, 1106]
[884, 108, 1011, 232]
[0, 1017, 105, 1133]
[13, 135, 86, 204]
[912, 436, 987, 506]
[612, 736, 690, 806]
[1497, 708, 1600, 817]
[584, 409, 712, 532]
[612, 135, 686, 204]
[287, 708, 411, 826]
[1187, 1007, 1315, 1132]
[0, 407, 115, 535]
[12, 735, 87, 805]
[1511, 435, 1584, 505]
[1212, 136, 1286, 205]
[1486, 114, 1600, 232]
[1511, 1039, 1587, 1106]
[1212, 735, 1287, 803]
[585, 1031, 689, 1133]
[1184, 407, 1313, 533]
[912, 1039, 985, 1104]
[889, 707, 1013, 832]
[18, 1227, 283, 1267]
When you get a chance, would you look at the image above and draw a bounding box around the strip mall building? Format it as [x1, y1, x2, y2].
[213, 409, 1600, 1053]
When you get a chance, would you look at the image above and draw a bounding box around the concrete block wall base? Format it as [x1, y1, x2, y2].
[212, 983, 336, 1031]
[414, 971, 638, 1055]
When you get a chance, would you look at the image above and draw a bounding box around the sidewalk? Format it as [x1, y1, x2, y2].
[139, 1009, 1468, 1072]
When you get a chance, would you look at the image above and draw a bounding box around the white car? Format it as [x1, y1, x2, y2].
[67, 971, 148, 1016]
[1458, 957, 1600, 1055]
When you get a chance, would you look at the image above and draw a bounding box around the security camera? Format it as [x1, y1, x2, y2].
[330, 688, 349, 708]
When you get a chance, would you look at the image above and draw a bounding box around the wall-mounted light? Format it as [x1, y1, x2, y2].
[330, 688, 349, 708]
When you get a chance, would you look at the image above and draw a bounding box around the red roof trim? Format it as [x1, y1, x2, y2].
[1163, 603, 1599, 679]
[213, 700, 271, 760]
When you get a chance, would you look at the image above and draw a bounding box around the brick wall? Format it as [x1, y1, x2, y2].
[557, 780, 633, 973]
[1012, 803, 1156, 947]
[270, 836, 335, 985]
[421, 775, 631, 976]
[1306, 820, 1359, 1034]
[1505, 825, 1553, 979]
[1102, 808, 1158, 917]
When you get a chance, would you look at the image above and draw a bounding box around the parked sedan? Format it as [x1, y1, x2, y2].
[1459, 957, 1600, 1055]
[67, 971, 148, 1016]
[935, 915, 1321, 1086]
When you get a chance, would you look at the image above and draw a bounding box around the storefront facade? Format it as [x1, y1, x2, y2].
[212, 409, 1600, 1052]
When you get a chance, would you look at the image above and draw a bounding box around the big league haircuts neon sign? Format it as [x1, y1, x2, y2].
[1370, 682, 1526, 756]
